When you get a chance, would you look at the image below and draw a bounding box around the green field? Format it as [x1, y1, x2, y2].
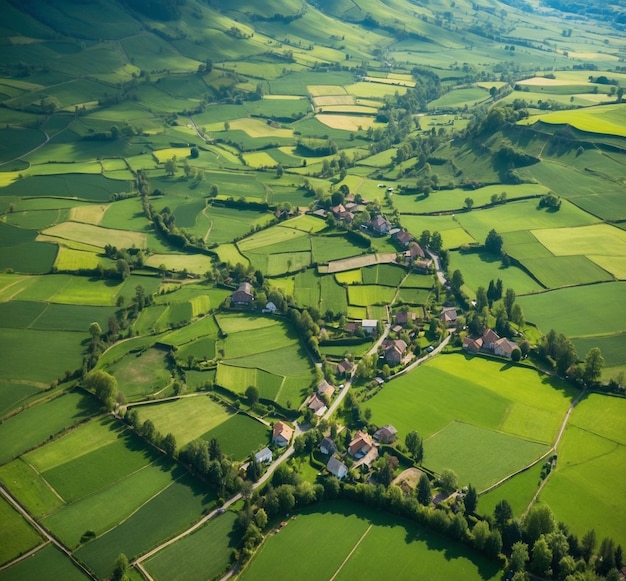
[106, 347, 172, 399]
[540, 394, 626, 548]
[347, 285, 397, 306]
[0, 494, 44, 566]
[240, 502, 500, 581]
[0, 544, 90, 581]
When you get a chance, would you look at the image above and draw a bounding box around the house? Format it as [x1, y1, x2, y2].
[361, 319, 378, 335]
[392, 229, 415, 248]
[482, 328, 501, 352]
[306, 393, 327, 416]
[320, 437, 337, 455]
[317, 380, 335, 399]
[368, 215, 392, 235]
[373, 424, 398, 444]
[337, 359, 354, 377]
[349, 430, 373, 458]
[394, 310, 416, 326]
[263, 301, 277, 314]
[254, 447, 273, 464]
[327, 456, 348, 479]
[344, 202, 358, 212]
[494, 337, 519, 359]
[272, 421, 293, 447]
[462, 336, 483, 352]
[331, 203, 346, 216]
[384, 339, 407, 365]
[345, 321, 358, 334]
[231, 282, 254, 306]
[404, 242, 425, 261]
[439, 307, 458, 327]
[311, 208, 327, 218]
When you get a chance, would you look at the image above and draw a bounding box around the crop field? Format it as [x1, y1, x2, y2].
[240, 502, 500, 581]
[518, 282, 626, 338]
[294, 269, 321, 308]
[0, 380, 46, 418]
[0, 544, 89, 581]
[519, 255, 613, 288]
[400, 215, 476, 248]
[0, 494, 44, 566]
[319, 274, 348, 314]
[201, 413, 269, 460]
[527, 104, 626, 137]
[144, 510, 238, 581]
[425, 421, 549, 491]
[311, 236, 363, 263]
[347, 285, 397, 306]
[427, 87, 490, 110]
[362, 264, 406, 286]
[105, 348, 171, 400]
[0, 391, 100, 464]
[540, 394, 626, 548]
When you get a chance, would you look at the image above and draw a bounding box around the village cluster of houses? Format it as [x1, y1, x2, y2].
[462, 328, 520, 359]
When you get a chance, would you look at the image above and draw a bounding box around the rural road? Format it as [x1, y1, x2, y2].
[0, 128, 50, 168]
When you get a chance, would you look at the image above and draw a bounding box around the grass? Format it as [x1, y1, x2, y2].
[320, 274, 348, 314]
[294, 269, 321, 308]
[144, 510, 238, 581]
[240, 501, 500, 581]
[519, 255, 613, 288]
[532, 224, 626, 258]
[347, 285, 397, 306]
[106, 348, 171, 400]
[0, 544, 89, 581]
[41, 222, 147, 250]
[528, 103, 626, 137]
[0, 494, 44, 566]
[311, 236, 363, 263]
[424, 421, 549, 491]
[201, 413, 269, 460]
[0, 391, 99, 464]
[0, 380, 44, 418]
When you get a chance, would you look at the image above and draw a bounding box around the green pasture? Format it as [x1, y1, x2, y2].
[135, 396, 232, 447]
[0, 380, 45, 418]
[0, 494, 43, 566]
[428, 86, 490, 110]
[241, 502, 500, 581]
[0, 460, 64, 518]
[402, 273, 436, 288]
[392, 184, 547, 214]
[397, 287, 430, 305]
[572, 334, 626, 370]
[0, 128, 45, 163]
[479, 462, 544, 519]
[42, 459, 178, 549]
[221, 324, 296, 359]
[144, 510, 238, 581]
[294, 269, 321, 308]
[145, 253, 213, 276]
[0, 391, 99, 464]
[362, 264, 406, 287]
[225, 343, 315, 379]
[532, 223, 626, 259]
[347, 285, 396, 306]
[74, 473, 213, 579]
[449, 251, 545, 295]
[0, 544, 89, 581]
[518, 282, 626, 338]
[0, 302, 117, 332]
[369, 354, 574, 444]
[5, 208, 70, 230]
[201, 413, 269, 460]
[106, 347, 172, 400]
[0, 328, 83, 383]
[320, 274, 348, 314]
[215, 313, 277, 335]
[54, 247, 105, 272]
[425, 421, 548, 491]
[238, 224, 308, 253]
[177, 336, 215, 362]
[541, 395, 626, 548]
[520, 255, 613, 288]
[528, 104, 626, 137]
[0, 225, 57, 274]
[400, 215, 476, 248]
[311, 236, 363, 263]
[215, 364, 282, 402]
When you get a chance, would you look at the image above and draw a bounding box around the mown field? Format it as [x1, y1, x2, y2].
[240, 501, 500, 581]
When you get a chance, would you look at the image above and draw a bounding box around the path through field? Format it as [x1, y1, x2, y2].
[329, 524, 373, 581]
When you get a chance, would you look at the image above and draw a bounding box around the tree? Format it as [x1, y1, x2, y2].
[530, 536, 553, 576]
[464, 484, 478, 514]
[450, 269, 464, 292]
[510, 541, 530, 572]
[117, 258, 130, 280]
[89, 322, 102, 341]
[112, 553, 130, 581]
[464, 196, 474, 210]
[430, 231, 443, 252]
[475, 286, 488, 312]
[504, 288, 516, 318]
[494, 499, 514, 530]
[84, 370, 118, 408]
[597, 537, 616, 575]
[164, 156, 178, 176]
[419, 230, 431, 249]
[405, 431, 424, 463]
[255, 508, 268, 530]
[438, 468, 459, 494]
[485, 229, 504, 255]
[583, 347, 604, 385]
[245, 385, 260, 406]
[524, 504, 555, 545]
[190, 146, 199, 159]
[417, 473, 432, 506]
[162, 433, 177, 457]
[581, 529, 597, 562]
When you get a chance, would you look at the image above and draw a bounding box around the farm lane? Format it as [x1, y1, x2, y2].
[0, 486, 97, 580]
[427, 249, 448, 286]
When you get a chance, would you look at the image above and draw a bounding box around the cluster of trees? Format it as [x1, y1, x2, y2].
[83, 369, 119, 410]
[103, 245, 146, 280]
[539, 192, 562, 210]
[540, 331, 605, 385]
[124, 410, 177, 457]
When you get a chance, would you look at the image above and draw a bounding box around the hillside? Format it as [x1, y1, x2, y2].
[0, 0, 625, 580]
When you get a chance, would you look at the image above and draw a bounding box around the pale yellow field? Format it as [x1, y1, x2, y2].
[316, 114, 378, 131]
[363, 76, 415, 87]
[36, 235, 104, 253]
[153, 148, 192, 163]
[356, 98, 383, 108]
[242, 151, 277, 168]
[326, 253, 397, 273]
[517, 77, 579, 86]
[0, 171, 20, 187]
[335, 269, 362, 284]
[41, 221, 147, 249]
[527, 105, 626, 137]
[70, 204, 108, 225]
[346, 82, 407, 99]
[316, 105, 378, 115]
[229, 117, 293, 138]
[565, 51, 619, 61]
[532, 224, 626, 256]
[28, 162, 102, 176]
[268, 275, 295, 297]
[264, 95, 305, 101]
[312, 95, 355, 107]
[307, 85, 348, 97]
[145, 253, 213, 274]
[54, 247, 101, 271]
[588, 255, 626, 280]
[100, 159, 129, 171]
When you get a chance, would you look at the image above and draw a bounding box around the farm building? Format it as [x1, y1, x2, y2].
[462, 336, 483, 352]
[482, 328, 500, 351]
[317, 380, 335, 399]
[394, 310, 417, 326]
[374, 424, 398, 444]
[320, 437, 337, 455]
[327, 456, 348, 479]
[368, 215, 392, 235]
[255, 447, 273, 464]
[337, 359, 354, 376]
[494, 337, 519, 358]
[361, 320, 378, 335]
[392, 229, 415, 248]
[272, 421, 294, 447]
[439, 307, 458, 326]
[231, 282, 254, 306]
[263, 301, 277, 314]
[306, 394, 327, 416]
[384, 339, 408, 365]
[349, 430, 373, 458]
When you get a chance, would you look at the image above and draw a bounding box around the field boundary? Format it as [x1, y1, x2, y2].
[329, 524, 372, 581]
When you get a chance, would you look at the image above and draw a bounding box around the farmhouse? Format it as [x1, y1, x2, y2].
[494, 337, 519, 358]
[384, 339, 408, 365]
[349, 430, 373, 458]
[394, 310, 415, 326]
[404, 242, 426, 263]
[306, 393, 327, 416]
[482, 328, 500, 352]
[337, 358, 354, 376]
[255, 447, 273, 464]
[462, 336, 483, 352]
[231, 282, 254, 306]
[373, 424, 398, 444]
[317, 379, 335, 399]
[439, 307, 458, 327]
[320, 437, 337, 455]
[361, 319, 378, 335]
[327, 456, 348, 479]
[272, 421, 294, 447]
[368, 215, 392, 235]
[392, 229, 415, 248]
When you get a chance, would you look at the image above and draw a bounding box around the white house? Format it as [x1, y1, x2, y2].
[327, 456, 348, 479]
[361, 319, 378, 335]
[254, 447, 273, 464]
